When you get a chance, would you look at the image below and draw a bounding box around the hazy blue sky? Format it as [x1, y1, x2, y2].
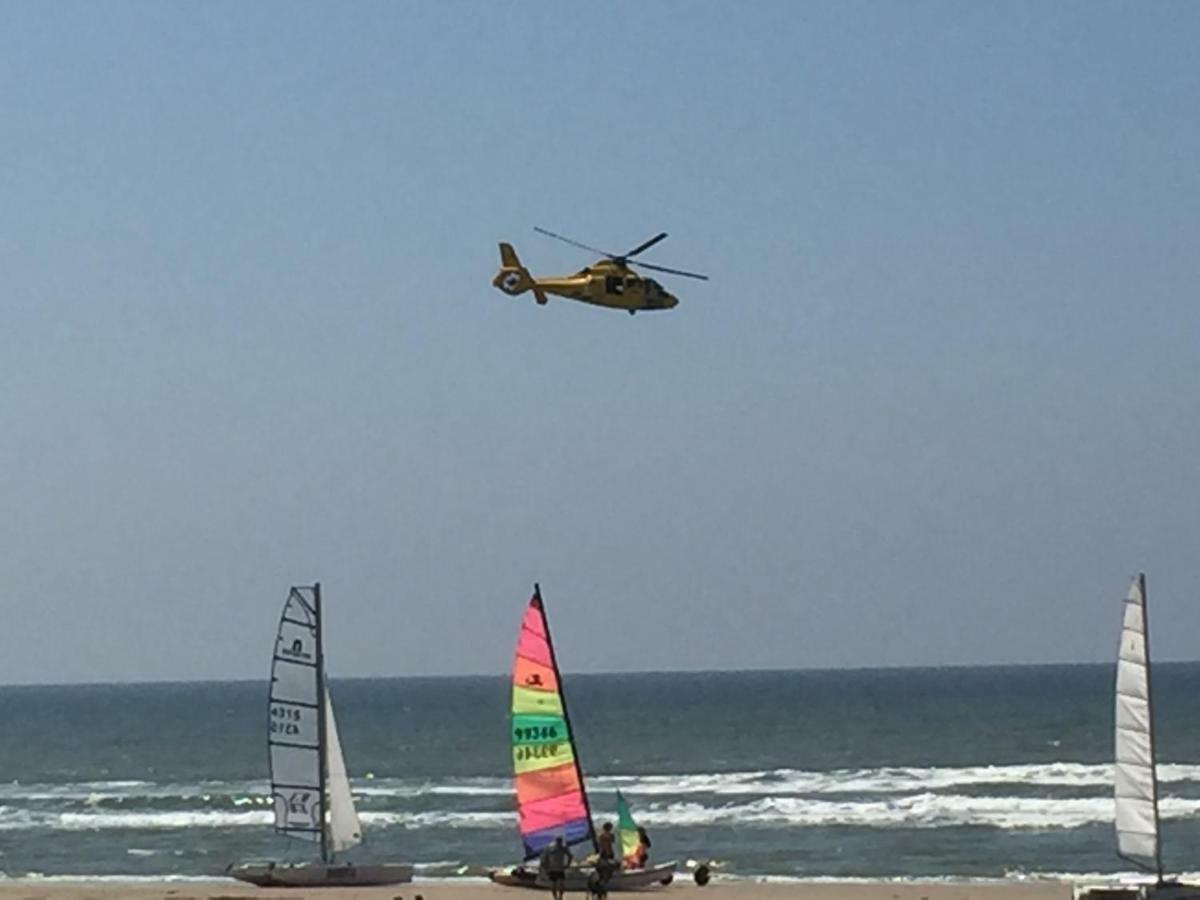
[2, 1, 1198, 684]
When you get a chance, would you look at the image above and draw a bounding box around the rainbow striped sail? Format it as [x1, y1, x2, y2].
[509, 585, 595, 860]
[616, 790, 640, 866]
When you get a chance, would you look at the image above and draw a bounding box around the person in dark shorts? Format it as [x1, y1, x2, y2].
[588, 854, 616, 900]
[540, 836, 572, 900]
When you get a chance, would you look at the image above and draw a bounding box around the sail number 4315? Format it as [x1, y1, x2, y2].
[270, 705, 303, 736]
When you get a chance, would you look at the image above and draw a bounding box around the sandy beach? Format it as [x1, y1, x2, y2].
[0, 881, 1075, 900]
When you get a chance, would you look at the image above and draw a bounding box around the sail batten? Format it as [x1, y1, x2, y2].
[508, 586, 595, 860]
[1113, 573, 1162, 875]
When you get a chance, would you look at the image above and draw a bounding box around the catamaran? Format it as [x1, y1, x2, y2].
[228, 583, 413, 888]
[488, 584, 676, 891]
[1077, 575, 1198, 900]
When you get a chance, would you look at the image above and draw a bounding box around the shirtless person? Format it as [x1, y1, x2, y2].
[596, 822, 616, 861]
[540, 836, 573, 900]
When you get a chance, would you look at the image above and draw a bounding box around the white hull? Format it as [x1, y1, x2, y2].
[489, 861, 676, 891]
[228, 860, 413, 887]
[1076, 883, 1200, 900]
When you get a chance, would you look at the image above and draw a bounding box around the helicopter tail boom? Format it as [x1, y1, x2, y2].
[493, 243, 547, 305]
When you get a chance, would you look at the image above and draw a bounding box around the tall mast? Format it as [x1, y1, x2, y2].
[1140, 573, 1165, 883]
[313, 582, 330, 865]
[533, 583, 598, 853]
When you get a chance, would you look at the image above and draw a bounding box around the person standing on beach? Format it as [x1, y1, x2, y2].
[589, 854, 616, 900]
[597, 821, 616, 861]
[540, 836, 572, 900]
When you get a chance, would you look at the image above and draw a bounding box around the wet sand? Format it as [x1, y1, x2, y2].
[0, 879, 1075, 900]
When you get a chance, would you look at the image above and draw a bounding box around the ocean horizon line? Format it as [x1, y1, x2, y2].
[6, 657, 1199, 690]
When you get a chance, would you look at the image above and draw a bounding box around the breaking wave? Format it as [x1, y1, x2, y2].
[7, 761, 1200, 802]
[3, 794, 1200, 833]
[3, 761, 1199, 834]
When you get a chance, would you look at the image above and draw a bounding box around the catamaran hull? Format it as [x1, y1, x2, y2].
[489, 862, 676, 891]
[228, 861, 414, 888]
[1075, 884, 1200, 900]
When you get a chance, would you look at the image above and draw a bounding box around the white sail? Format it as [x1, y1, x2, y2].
[268, 586, 323, 844]
[324, 685, 363, 853]
[1114, 574, 1160, 869]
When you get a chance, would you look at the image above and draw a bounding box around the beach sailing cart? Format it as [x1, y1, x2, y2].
[488, 584, 676, 891]
[1075, 576, 1200, 900]
[228, 583, 412, 888]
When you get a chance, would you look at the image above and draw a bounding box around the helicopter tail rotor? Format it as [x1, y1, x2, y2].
[493, 243, 547, 304]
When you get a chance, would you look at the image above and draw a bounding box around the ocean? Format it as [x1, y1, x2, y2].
[2, 665, 1199, 883]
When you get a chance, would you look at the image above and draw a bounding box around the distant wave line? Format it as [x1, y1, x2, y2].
[5, 793, 1200, 832]
[5, 762, 1200, 803]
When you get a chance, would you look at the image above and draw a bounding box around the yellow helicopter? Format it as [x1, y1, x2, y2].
[492, 227, 708, 314]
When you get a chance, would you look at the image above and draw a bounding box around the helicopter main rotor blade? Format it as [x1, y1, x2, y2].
[624, 232, 668, 259]
[533, 227, 613, 258]
[633, 261, 709, 281]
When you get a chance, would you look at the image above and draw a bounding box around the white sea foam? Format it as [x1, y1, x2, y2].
[4, 759, 1200, 834]
[4, 791, 1200, 833]
[412, 859, 465, 871]
[0, 808, 511, 831]
[0, 780, 254, 802]
[49, 810, 269, 831]
[6, 761, 1200, 805]
[599, 762, 1200, 797]
[640, 793, 1200, 830]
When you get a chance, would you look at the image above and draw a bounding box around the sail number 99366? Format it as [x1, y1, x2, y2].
[514, 725, 560, 742]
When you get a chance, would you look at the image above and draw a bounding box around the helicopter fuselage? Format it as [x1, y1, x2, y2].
[533, 262, 678, 313]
